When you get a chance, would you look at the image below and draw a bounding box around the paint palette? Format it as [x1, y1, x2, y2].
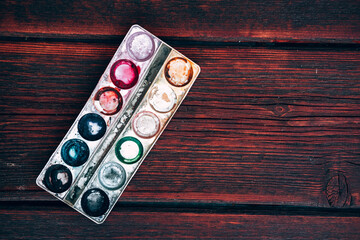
[36, 25, 200, 224]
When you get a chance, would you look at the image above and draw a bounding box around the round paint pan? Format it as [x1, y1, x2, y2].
[98, 162, 126, 190]
[110, 59, 139, 89]
[43, 164, 73, 193]
[78, 113, 107, 141]
[132, 111, 160, 138]
[148, 85, 177, 113]
[164, 57, 193, 87]
[81, 188, 110, 217]
[126, 32, 155, 62]
[93, 87, 123, 115]
[115, 136, 143, 164]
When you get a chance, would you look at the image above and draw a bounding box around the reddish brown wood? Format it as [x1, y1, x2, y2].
[0, 203, 359, 239]
[1, 114, 360, 208]
[0, 42, 359, 209]
[0, 0, 359, 43]
[0, 42, 359, 115]
[0, 0, 359, 236]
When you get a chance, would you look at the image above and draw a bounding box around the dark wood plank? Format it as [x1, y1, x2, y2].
[0, 203, 359, 239]
[0, 41, 359, 115]
[0, 0, 359, 43]
[1, 1, 359, 238]
[0, 41, 359, 208]
[1, 114, 360, 208]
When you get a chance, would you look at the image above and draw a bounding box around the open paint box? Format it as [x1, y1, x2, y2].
[36, 25, 200, 224]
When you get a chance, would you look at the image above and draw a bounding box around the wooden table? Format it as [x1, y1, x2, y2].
[1, 0, 359, 239]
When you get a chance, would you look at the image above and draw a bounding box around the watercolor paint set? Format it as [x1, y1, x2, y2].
[36, 25, 200, 224]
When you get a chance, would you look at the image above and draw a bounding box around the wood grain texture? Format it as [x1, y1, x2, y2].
[1, 0, 360, 236]
[2, 114, 360, 206]
[0, 41, 359, 115]
[0, 42, 359, 209]
[0, 203, 359, 239]
[0, 0, 359, 43]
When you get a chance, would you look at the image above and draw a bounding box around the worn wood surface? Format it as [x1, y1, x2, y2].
[0, 0, 359, 43]
[0, 0, 359, 239]
[1, 203, 360, 239]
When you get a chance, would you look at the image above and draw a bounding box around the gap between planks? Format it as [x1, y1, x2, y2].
[0, 35, 360, 49]
[0, 200, 359, 217]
